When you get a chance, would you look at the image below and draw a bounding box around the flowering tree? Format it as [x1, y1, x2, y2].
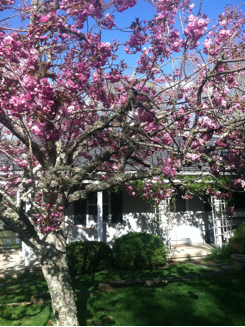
[1, 0, 245, 324]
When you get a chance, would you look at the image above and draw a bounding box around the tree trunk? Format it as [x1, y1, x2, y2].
[40, 234, 79, 326]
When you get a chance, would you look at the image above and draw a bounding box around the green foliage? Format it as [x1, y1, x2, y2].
[233, 225, 245, 238]
[177, 175, 231, 196]
[112, 233, 166, 270]
[66, 241, 114, 276]
[107, 185, 123, 194]
[230, 225, 245, 254]
[132, 179, 172, 204]
[206, 243, 232, 261]
[131, 175, 233, 206]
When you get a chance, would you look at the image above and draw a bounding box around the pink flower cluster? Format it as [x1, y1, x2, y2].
[160, 158, 179, 177]
[184, 15, 210, 49]
[125, 25, 148, 54]
[35, 192, 64, 234]
[31, 123, 61, 142]
[60, 0, 103, 29]
[137, 107, 155, 123]
[101, 14, 116, 29]
[201, 117, 220, 130]
[185, 153, 200, 163]
[0, 0, 15, 11]
[182, 194, 193, 200]
[113, 0, 137, 12]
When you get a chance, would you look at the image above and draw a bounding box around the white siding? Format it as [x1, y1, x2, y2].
[65, 191, 212, 246]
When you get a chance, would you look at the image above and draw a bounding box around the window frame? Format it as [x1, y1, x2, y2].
[75, 192, 112, 226]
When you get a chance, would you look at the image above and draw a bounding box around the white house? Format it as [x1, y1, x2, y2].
[65, 184, 245, 247]
[1, 152, 244, 265]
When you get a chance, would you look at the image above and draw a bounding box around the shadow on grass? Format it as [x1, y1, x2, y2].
[1, 263, 234, 326]
[87, 272, 245, 326]
[71, 262, 212, 293]
[0, 274, 49, 305]
[0, 303, 54, 326]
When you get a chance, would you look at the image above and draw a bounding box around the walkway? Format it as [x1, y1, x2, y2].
[171, 243, 212, 261]
[0, 249, 40, 279]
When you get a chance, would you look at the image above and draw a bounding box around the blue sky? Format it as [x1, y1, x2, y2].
[0, 0, 244, 73]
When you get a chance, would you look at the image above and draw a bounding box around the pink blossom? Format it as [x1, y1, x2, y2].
[40, 16, 49, 23]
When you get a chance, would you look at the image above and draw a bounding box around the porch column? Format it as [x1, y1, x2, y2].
[22, 198, 32, 266]
[97, 191, 103, 242]
[22, 242, 31, 266]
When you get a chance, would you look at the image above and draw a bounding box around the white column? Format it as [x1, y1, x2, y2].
[97, 191, 103, 242]
[18, 189, 26, 263]
[22, 199, 32, 266]
[22, 242, 31, 266]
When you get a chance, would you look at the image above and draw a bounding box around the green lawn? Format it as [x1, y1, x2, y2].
[86, 273, 245, 326]
[0, 303, 54, 326]
[0, 264, 244, 326]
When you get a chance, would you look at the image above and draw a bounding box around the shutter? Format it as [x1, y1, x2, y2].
[176, 194, 186, 212]
[74, 199, 86, 225]
[103, 191, 109, 221]
[111, 191, 123, 223]
[234, 192, 245, 209]
[204, 197, 212, 212]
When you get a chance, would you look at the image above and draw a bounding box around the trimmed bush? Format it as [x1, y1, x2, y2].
[66, 241, 114, 276]
[113, 232, 166, 270]
[230, 226, 245, 254]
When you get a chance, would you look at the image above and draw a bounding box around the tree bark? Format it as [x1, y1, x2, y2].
[40, 234, 79, 326]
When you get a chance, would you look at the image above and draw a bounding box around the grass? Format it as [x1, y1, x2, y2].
[0, 263, 243, 326]
[0, 303, 54, 326]
[71, 262, 213, 293]
[0, 275, 49, 305]
[86, 272, 245, 326]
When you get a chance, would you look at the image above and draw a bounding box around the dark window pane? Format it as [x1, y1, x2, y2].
[234, 192, 245, 209]
[89, 214, 97, 221]
[110, 191, 123, 223]
[74, 214, 86, 225]
[111, 192, 123, 213]
[74, 199, 86, 216]
[103, 191, 109, 204]
[175, 194, 186, 212]
[103, 204, 109, 221]
[88, 205, 97, 215]
[111, 213, 123, 223]
[204, 197, 211, 212]
[88, 192, 97, 205]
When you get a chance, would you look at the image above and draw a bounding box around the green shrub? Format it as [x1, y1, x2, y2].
[66, 241, 114, 276]
[230, 226, 245, 254]
[233, 225, 245, 238]
[206, 243, 232, 261]
[112, 233, 166, 270]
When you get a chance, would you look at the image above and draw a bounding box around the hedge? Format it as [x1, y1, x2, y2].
[66, 241, 114, 276]
[113, 232, 166, 270]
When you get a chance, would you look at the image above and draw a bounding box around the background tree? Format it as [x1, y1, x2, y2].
[0, 0, 245, 325]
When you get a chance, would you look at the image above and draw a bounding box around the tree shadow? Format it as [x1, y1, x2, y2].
[87, 272, 245, 326]
[0, 303, 54, 326]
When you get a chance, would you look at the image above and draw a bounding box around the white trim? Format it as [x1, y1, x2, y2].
[97, 191, 103, 242]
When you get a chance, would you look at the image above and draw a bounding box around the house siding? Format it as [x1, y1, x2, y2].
[65, 191, 213, 246]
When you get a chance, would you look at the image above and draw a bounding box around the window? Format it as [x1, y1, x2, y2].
[74, 191, 123, 225]
[234, 192, 245, 209]
[88, 192, 98, 220]
[176, 195, 186, 212]
[204, 196, 211, 212]
[110, 191, 123, 223]
[74, 198, 86, 225]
